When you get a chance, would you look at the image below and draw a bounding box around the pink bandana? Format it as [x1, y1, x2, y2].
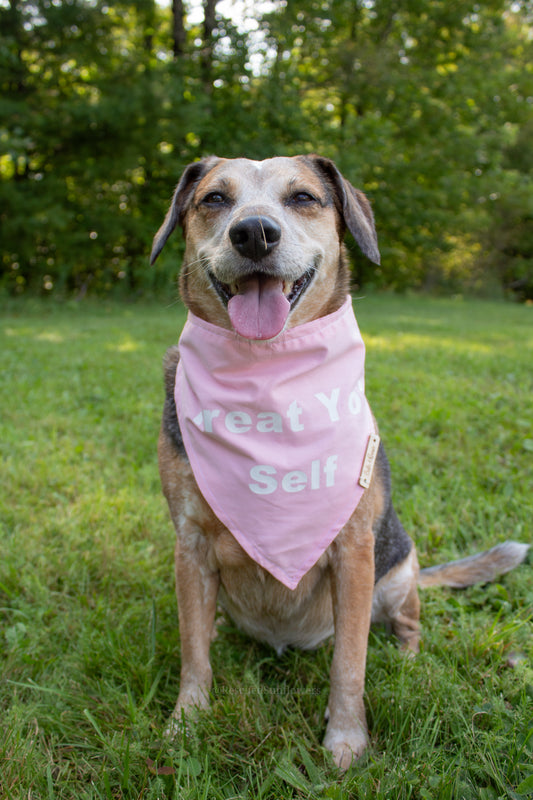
[175, 297, 377, 590]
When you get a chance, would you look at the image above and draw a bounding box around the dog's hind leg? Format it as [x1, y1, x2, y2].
[371, 548, 421, 652]
[390, 579, 421, 653]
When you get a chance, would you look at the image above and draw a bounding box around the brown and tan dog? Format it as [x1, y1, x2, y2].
[150, 155, 528, 769]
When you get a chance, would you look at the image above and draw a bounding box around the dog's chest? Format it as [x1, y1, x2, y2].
[211, 532, 335, 652]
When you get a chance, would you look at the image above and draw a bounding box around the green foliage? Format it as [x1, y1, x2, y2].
[0, 295, 532, 798]
[485, 173, 533, 302]
[1, 1, 532, 297]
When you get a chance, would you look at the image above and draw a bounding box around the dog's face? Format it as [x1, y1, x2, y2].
[151, 155, 380, 339]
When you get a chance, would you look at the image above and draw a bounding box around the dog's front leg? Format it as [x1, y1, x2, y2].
[324, 525, 374, 770]
[165, 534, 220, 737]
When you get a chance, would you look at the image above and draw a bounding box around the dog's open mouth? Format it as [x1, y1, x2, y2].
[208, 269, 315, 340]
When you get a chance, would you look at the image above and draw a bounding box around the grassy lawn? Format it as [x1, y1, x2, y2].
[1, 294, 532, 799]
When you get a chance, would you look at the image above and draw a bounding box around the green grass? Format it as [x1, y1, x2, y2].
[1, 294, 532, 799]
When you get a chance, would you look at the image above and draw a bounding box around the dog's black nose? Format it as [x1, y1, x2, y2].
[229, 216, 281, 260]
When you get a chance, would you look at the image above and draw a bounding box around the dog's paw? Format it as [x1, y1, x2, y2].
[163, 687, 210, 740]
[163, 712, 188, 741]
[323, 725, 368, 770]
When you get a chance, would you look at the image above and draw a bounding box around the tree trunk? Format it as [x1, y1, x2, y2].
[8, 0, 26, 92]
[203, 0, 216, 41]
[201, 0, 217, 92]
[172, 0, 186, 58]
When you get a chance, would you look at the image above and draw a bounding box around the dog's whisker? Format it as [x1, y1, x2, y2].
[180, 256, 210, 278]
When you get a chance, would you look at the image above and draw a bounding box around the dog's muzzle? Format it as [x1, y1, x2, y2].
[208, 215, 315, 341]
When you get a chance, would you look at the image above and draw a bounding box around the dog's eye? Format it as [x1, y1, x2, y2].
[201, 191, 228, 206]
[288, 191, 318, 206]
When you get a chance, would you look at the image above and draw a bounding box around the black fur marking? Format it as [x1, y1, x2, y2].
[373, 442, 412, 583]
[162, 392, 187, 459]
[162, 346, 187, 460]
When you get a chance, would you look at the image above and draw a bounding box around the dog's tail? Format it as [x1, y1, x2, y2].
[418, 541, 529, 589]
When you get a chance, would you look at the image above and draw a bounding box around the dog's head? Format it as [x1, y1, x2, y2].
[151, 155, 380, 339]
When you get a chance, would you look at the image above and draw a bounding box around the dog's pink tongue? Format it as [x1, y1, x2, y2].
[228, 276, 290, 340]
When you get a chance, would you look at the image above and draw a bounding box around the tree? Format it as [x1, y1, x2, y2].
[172, 0, 186, 58]
[1, 0, 532, 297]
[0, 0, 184, 294]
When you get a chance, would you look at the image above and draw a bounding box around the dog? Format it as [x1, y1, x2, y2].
[150, 155, 528, 769]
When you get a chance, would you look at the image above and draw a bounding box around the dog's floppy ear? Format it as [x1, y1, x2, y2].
[307, 155, 380, 265]
[150, 156, 220, 265]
